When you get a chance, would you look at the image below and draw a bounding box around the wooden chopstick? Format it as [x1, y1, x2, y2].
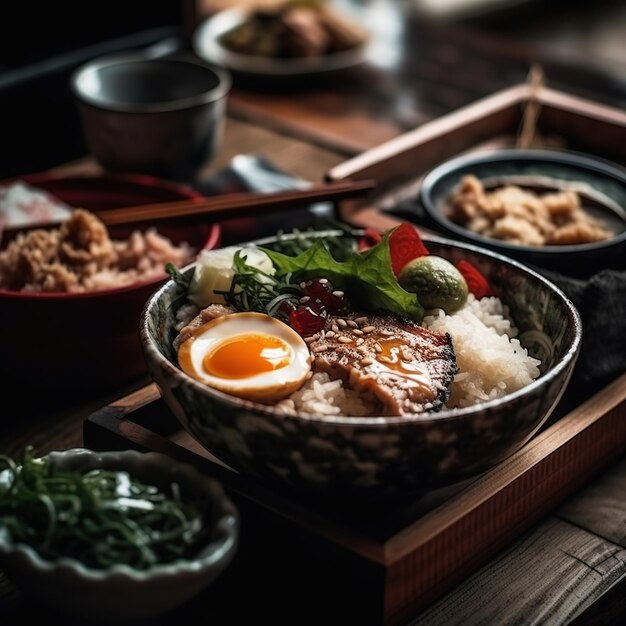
[96, 179, 377, 227]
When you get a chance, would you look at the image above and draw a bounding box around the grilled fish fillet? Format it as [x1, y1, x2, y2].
[308, 312, 457, 416]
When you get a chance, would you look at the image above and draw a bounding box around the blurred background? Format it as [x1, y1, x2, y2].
[2, 0, 624, 179]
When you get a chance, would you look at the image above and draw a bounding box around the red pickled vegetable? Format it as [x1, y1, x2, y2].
[456, 260, 493, 298]
[357, 228, 382, 252]
[302, 278, 347, 315]
[388, 223, 429, 277]
[289, 306, 326, 337]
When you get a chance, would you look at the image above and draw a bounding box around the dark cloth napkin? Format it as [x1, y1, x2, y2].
[539, 267, 626, 397]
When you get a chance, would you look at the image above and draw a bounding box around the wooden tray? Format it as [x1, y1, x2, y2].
[84, 374, 626, 626]
[83, 84, 626, 624]
[326, 82, 626, 233]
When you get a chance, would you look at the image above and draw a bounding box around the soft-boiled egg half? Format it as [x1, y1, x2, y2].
[177, 312, 312, 402]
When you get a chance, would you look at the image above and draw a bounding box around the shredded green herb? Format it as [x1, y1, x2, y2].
[165, 262, 192, 291]
[270, 223, 358, 260]
[0, 447, 214, 570]
[216, 250, 301, 321]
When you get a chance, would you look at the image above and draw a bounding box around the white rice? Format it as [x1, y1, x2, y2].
[423, 294, 541, 408]
[283, 294, 541, 415]
[276, 372, 381, 417]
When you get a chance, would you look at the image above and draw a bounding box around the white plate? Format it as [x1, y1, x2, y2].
[192, 7, 370, 77]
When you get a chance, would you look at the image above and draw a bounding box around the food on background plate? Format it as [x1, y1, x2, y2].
[220, 0, 367, 59]
[168, 224, 540, 417]
[449, 175, 613, 246]
[0, 209, 193, 293]
[0, 447, 215, 570]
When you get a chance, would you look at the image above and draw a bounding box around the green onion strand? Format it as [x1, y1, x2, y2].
[0, 447, 214, 570]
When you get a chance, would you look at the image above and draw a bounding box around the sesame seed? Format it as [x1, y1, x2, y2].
[352, 329, 364, 336]
[319, 278, 328, 284]
[338, 336, 352, 344]
[304, 336, 316, 343]
[337, 319, 348, 327]
[325, 331, 335, 338]
[374, 343, 383, 352]
[380, 329, 394, 336]
[299, 296, 310, 304]
[299, 282, 306, 289]
[331, 324, 339, 333]
[356, 338, 365, 346]
[312, 345, 329, 353]
[332, 290, 344, 297]
[360, 357, 374, 366]
[354, 316, 368, 325]
[362, 326, 375, 333]
[347, 320, 358, 328]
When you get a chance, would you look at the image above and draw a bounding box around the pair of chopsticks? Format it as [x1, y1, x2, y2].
[97, 178, 376, 227]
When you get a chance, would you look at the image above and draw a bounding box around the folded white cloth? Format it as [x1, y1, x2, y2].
[0, 181, 72, 228]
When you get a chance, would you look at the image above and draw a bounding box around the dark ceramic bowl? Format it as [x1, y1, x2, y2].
[141, 231, 581, 500]
[419, 149, 626, 277]
[71, 53, 231, 182]
[0, 173, 221, 395]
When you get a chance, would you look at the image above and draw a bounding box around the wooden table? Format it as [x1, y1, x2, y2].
[2, 4, 626, 623]
[1, 115, 625, 625]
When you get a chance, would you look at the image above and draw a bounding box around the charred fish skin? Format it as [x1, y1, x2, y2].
[308, 311, 457, 416]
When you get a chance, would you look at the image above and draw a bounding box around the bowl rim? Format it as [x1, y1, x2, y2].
[192, 6, 371, 77]
[141, 230, 583, 427]
[70, 52, 232, 113]
[0, 172, 221, 300]
[0, 448, 238, 581]
[419, 147, 626, 255]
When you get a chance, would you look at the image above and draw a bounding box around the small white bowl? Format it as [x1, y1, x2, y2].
[0, 449, 238, 620]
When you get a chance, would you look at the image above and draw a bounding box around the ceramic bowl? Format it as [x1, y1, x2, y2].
[0, 448, 238, 620]
[140, 231, 582, 500]
[419, 148, 626, 277]
[71, 53, 231, 181]
[0, 173, 221, 396]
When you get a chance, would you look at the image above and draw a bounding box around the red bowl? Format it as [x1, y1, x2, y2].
[0, 172, 220, 395]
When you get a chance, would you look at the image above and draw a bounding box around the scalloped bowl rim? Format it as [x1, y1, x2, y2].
[0, 448, 238, 581]
[141, 232, 582, 427]
[419, 148, 626, 255]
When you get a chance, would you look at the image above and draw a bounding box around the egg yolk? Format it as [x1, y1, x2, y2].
[203, 333, 291, 379]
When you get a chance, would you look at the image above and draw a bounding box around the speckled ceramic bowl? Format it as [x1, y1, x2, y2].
[0, 449, 238, 619]
[140, 231, 582, 500]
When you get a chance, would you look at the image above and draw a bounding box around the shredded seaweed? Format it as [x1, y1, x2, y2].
[215, 250, 302, 321]
[165, 262, 192, 291]
[0, 447, 214, 570]
[270, 222, 358, 261]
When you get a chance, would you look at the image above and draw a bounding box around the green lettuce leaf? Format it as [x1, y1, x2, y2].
[262, 232, 424, 322]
